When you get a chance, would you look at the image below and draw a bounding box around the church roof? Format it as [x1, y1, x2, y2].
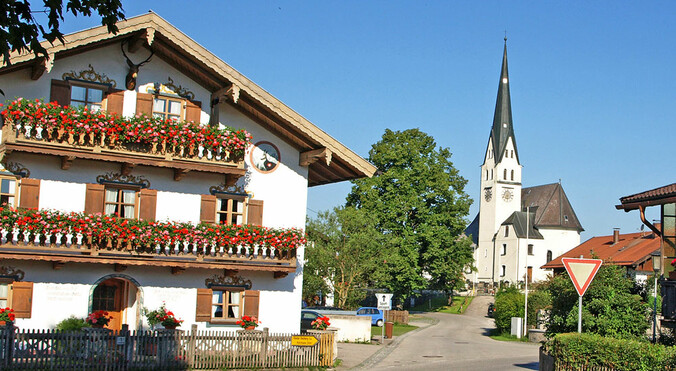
[502, 211, 544, 239]
[488, 41, 520, 165]
[465, 214, 480, 245]
[522, 183, 584, 232]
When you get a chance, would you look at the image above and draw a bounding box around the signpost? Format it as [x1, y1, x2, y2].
[291, 335, 319, 347]
[375, 293, 393, 343]
[561, 257, 602, 333]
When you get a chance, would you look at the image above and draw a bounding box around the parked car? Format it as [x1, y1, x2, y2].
[487, 303, 495, 318]
[300, 310, 320, 332]
[356, 307, 384, 327]
[305, 306, 342, 311]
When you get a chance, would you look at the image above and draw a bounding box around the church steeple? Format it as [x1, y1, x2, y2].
[490, 39, 519, 164]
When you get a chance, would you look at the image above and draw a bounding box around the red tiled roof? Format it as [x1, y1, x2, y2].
[617, 183, 676, 210]
[542, 229, 660, 270]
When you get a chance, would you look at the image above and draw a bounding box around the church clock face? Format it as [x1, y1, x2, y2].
[502, 189, 513, 202]
[484, 188, 492, 202]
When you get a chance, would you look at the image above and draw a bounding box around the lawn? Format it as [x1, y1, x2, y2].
[370, 323, 418, 338]
[487, 328, 530, 342]
[410, 296, 474, 314]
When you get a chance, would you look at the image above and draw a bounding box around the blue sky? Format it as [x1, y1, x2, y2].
[51, 1, 674, 240]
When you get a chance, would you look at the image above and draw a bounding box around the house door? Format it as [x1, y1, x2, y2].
[527, 267, 533, 283]
[92, 278, 126, 331]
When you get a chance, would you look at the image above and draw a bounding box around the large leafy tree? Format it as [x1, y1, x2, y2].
[1, 0, 126, 65]
[546, 264, 649, 339]
[304, 206, 387, 309]
[346, 128, 474, 299]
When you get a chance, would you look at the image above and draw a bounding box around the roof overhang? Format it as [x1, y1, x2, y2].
[0, 12, 376, 187]
[616, 183, 676, 211]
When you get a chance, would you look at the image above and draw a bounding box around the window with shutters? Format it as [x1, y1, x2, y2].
[0, 176, 17, 207]
[104, 186, 138, 219]
[70, 84, 105, 112]
[196, 288, 259, 324]
[216, 195, 247, 225]
[0, 281, 9, 308]
[211, 289, 243, 320]
[153, 97, 183, 121]
[0, 280, 33, 318]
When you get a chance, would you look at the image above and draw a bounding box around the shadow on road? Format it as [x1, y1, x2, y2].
[481, 327, 496, 336]
[514, 361, 539, 370]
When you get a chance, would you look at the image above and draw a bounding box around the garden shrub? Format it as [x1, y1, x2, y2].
[494, 284, 524, 333]
[56, 316, 89, 331]
[543, 333, 676, 371]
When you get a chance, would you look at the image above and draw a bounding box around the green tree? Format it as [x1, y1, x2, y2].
[494, 284, 524, 333]
[346, 128, 473, 299]
[546, 264, 650, 339]
[304, 206, 386, 309]
[1, 0, 126, 65]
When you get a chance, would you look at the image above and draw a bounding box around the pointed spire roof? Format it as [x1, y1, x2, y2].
[489, 40, 520, 164]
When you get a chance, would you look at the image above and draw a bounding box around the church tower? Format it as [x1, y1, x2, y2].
[476, 40, 523, 283]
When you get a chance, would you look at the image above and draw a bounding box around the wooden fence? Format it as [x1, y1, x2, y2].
[0, 324, 334, 370]
[385, 310, 409, 324]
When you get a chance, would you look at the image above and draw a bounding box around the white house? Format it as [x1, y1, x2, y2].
[465, 42, 583, 286]
[0, 12, 375, 333]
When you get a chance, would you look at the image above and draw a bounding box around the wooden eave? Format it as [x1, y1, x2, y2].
[1, 12, 376, 186]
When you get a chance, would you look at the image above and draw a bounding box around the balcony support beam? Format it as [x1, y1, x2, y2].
[174, 168, 190, 181]
[61, 156, 75, 170]
[114, 264, 127, 272]
[52, 261, 65, 270]
[171, 267, 186, 275]
[121, 162, 135, 176]
[273, 271, 288, 279]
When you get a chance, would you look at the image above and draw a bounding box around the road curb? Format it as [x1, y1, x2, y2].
[348, 316, 440, 370]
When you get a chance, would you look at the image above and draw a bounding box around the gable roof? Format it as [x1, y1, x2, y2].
[502, 211, 544, 239]
[542, 229, 660, 271]
[522, 183, 584, 232]
[0, 12, 376, 187]
[616, 183, 676, 211]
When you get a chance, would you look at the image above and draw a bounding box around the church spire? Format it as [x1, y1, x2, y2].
[490, 39, 519, 164]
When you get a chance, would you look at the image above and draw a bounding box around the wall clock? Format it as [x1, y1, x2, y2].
[502, 189, 513, 202]
[250, 141, 280, 173]
[484, 188, 492, 202]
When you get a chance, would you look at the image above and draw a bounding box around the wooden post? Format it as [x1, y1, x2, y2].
[260, 327, 269, 368]
[188, 324, 197, 367]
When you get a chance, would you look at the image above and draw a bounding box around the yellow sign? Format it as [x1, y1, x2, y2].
[291, 335, 318, 347]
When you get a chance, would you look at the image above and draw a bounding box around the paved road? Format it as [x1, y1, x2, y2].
[361, 296, 540, 371]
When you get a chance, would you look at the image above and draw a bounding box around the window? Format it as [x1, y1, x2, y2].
[212, 289, 242, 320]
[528, 244, 534, 256]
[546, 250, 553, 262]
[0, 282, 9, 307]
[484, 248, 487, 257]
[70, 84, 104, 112]
[0, 280, 33, 318]
[485, 170, 488, 180]
[505, 226, 509, 237]
[490, 169, 493, 180]
[216, 195, 247, 225]
[0, 177, 17, 207]
[503, 169, 507, 180]
[501, 244, 507, 256]
[153, 97, 183, 121]
[500, 265, 506, 277]
[511, 150, 514, 158]
[104, 187, 138, 219]
[564, 215, 569, 222]
[511, 170, 514, 181]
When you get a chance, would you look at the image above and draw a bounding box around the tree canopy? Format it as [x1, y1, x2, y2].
[345, 128, 474, 298]
[1, 0, 126, 65]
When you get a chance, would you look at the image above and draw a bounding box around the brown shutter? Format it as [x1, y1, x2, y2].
[138, 188, 157, 221]
[11, 281, 33, 318]
[185, 100, 202, 123]
[136, 93, 154, 116]
[50, 79, 71, 106]
[84, 183, 105, 215]
[19, 178, 40, 209]
[195, 288, 212, 322]
[243, 290, 260, 318]
[200, 194, 217, 224]
[105, 89, 125, 115]
[248, 199, 264, 226]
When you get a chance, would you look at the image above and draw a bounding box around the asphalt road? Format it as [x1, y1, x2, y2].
[362, 296, 540, 371]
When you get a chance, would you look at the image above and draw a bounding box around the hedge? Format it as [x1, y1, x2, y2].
[542, 333, 676, 371]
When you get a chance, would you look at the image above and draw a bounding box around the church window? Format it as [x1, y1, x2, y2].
[503, 169, 507, 180]
[484, 248, 487, 257]
[485, 170, 488, 180]
[505, 226, 509, 237]
[501, 244, 507, 256]
[510, 170, 514, 181]
[546, 250, 553, 262]
[500, 265, 506, 277]
[528, 244, 534, 255]
[564, 215, 569, 223]
[511, 150, 514, 158]
[490, 170, 493, 180]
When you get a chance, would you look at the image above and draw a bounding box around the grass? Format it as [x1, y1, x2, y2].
[410, 296, 474, 314]
[487, 328, 530, 342]
[370, 323, 418, 338]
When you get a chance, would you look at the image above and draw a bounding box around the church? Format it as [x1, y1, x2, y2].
[465, 42, 583, 287]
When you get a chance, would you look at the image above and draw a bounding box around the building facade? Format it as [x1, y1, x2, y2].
[466, 42, 583, 286]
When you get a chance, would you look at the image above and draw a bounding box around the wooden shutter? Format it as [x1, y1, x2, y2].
[50, 79, 71, 106]
[136, 93, 154, 116]
[248, 200, 264, 226]
[243, 290, 260, 318]
[185, 100, 202, 123]
[84, 183, 105, 215]
[195, 288, 212, 322]
[105, 89, 125, 115]
[11, 281, 33, 318]
[138, 188, 157, 221]
[19, 178, 40, 209]
[200, 194, 217, 224]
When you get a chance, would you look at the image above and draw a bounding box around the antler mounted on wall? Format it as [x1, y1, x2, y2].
[121, 39, 154, 91]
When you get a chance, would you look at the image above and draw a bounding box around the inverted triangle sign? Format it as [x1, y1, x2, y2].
[562, 258, 603, 296]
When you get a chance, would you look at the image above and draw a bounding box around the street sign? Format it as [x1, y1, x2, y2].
[291, 335, 318, 347]
[376, 293, 393, 310]
[562, 258, 603, 296]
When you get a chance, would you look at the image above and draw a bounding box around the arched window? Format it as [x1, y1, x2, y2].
[490, 169, 493, 179]
[503, 169, 507, 180]
[511, 170, 514, 181]
[485, 170, 488, 180]
[546, 250, 553, 262]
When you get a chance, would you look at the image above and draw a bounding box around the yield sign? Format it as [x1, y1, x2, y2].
[562, 258, 602, 296]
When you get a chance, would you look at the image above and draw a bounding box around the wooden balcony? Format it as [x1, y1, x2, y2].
[0, 228, 297, 274]
[0, 122, 246, 179]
